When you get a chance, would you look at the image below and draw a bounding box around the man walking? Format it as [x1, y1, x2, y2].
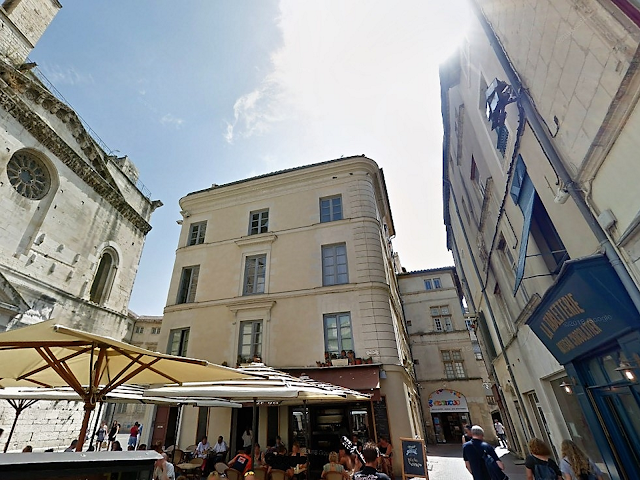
[128, 422, 140, 449]
[493, 419, 507, 448]
[353, 442, 391, 480]
[462, 425, 506, 480]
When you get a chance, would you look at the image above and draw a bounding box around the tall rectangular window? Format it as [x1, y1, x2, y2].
[431, 306, 452, 333]
[243, 254, 266, 295]
[188, 221, 207, 246]
[249, 209, 269, 235]
[433, 278, 442, 288]
[238, 321, 262, 364]
[168, 328, 190, 356]
[442, 350, 466, 379]
[322, 243, 348, 286]
[320, 196, 343, 223]
[424, 279, 433, 290]
[177, 266, 199, 304]
[324, 313, 353, 355]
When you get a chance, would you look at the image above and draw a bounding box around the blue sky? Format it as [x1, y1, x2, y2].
[31, 1, 470, 315]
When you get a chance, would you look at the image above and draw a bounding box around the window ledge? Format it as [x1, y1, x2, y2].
[235, 232, 277, 247]
[227, 299, 276, 314]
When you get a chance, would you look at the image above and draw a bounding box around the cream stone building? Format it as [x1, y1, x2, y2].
[0, 1, 160, 451]
[398, 267, 495, 444]
[158, 156, 422, 474]
[441, 1, 640, 478]
[129, 312, 163, 352]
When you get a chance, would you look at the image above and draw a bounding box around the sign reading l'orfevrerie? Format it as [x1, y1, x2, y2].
[526, 255, 640, 364]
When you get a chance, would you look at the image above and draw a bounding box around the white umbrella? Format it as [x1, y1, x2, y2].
[0, 320, 255, 450]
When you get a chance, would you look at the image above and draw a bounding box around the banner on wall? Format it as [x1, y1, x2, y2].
[428, 389, 468, 413]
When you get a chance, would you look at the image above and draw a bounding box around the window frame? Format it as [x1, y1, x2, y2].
[188, 221, 207, 246]
[249, 209, 269, 235]
[320, 195, 343, 223]
[176, 265, 200, 304]
[442, 349, 466, 379]
[323, 312, 354, 356]
[168, 328, 190, 357]
[151, 327, 161, 335]
[424, 279, 433, 290]
[89, 248, 118, 305]
[322, 243, 349, 286]
[243, 254, 267, 295]
[238, 320, 263, 364]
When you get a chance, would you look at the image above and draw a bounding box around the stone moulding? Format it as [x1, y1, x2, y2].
[0, 62, 152, 234]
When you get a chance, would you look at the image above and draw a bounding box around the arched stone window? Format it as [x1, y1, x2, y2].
[90, 249, 118, 305]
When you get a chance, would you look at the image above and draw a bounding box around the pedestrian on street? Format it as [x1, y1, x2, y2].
[462, 424, 473, 444]
[129, 422, 140, 449]
[462, 425, 507, 480]
[108, 420, 119, 451]
[524, 438, 561, 479]
[353, 442, 391, 480]
[559, 440, 603, 480]
[494, 419, 507, 448]
[97, 421, 107, 451]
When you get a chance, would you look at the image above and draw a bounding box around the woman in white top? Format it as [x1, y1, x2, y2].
[560, 440, 603, 480]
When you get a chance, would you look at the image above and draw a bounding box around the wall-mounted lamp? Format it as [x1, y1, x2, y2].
[559, 380, 574, 394]
[615, 361, 638, 382]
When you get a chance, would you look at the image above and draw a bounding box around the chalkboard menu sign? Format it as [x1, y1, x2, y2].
[400, 438, 428, 480]
[373, 397, 390, 441]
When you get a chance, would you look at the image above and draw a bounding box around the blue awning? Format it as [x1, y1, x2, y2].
[526, 255, 640, 364]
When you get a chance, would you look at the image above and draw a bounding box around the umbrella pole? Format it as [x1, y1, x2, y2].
[77, 401, 96, 451]
[251, 397, 257, 453]
[89, 401, 104, 450]
[3, 400, 24, 453]
[303, 400, 310, 459]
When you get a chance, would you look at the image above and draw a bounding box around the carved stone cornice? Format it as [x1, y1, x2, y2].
[0, 61, 152, 234]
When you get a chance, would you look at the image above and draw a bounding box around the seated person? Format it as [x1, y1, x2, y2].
[337, 447, 353, 472]
[267, 445, 294, 479]
[196, 436, 211, 458]
[212, 436, 229, 463]
[289, 442, 306, 468]
[377, 437, 393, 477]
[253, 443, 266, 468]
[229, 449, 253, 475]
[322, 451, 348, 480]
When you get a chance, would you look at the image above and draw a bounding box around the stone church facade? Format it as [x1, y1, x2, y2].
[0, 0, 160, 451]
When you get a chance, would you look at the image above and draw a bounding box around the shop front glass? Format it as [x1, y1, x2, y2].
[551, 376, 606, 473]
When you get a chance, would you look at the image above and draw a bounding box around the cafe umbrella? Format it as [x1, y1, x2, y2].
[0, 386, 242, 452]
[0, 320, 254, 451]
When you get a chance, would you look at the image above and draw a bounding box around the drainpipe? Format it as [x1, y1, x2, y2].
[471, 0, 640, 315]
[444, 178, 535, 448]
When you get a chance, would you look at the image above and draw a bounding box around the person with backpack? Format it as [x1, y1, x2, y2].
[559, 440, 603, 480]
[462, 425, 507, 480]
[524, 438, 561, 480]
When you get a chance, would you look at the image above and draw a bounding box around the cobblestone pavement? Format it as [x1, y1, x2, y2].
[425, 444, 527, 480]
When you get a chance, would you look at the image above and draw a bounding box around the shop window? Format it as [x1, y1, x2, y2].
[188, 221, 207, 246]
[167, 328, 190, 357]
[177, 265, 199, 304]
[238, 320, 262, 364]
[249, 209, 269, 235]
[320, 195, 343, 222]
[322, 243, 348, 285]
[324, 313, 353, 355]
[243, 254, 267, 295]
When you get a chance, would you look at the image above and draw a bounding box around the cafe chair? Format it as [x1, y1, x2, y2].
[172, 449, 184, 465]
[270, 469, 287, 480]
[185, 457, 204, 480]
[254, 467, 268, 480]
[225, 468, 242, 480]
[325, 472, 343, 480]
[215, 462, 229, 474]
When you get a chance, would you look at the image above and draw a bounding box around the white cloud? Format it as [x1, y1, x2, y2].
[40, 63, 95, 86]
[160, 113, 185, 129]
